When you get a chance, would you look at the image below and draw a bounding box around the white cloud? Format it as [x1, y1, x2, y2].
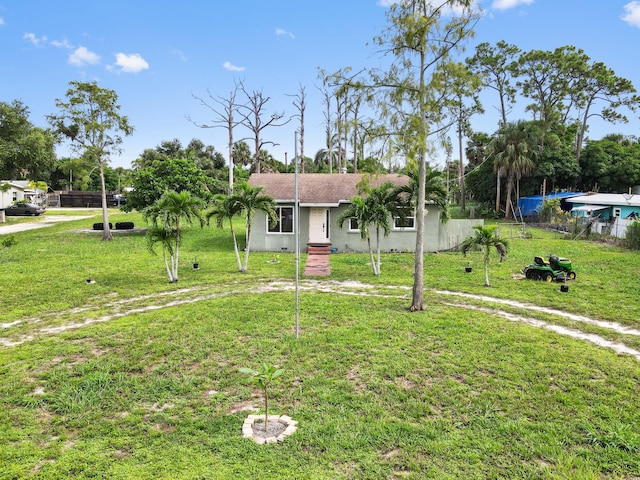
[23, 32, 47, 47]
[223, 61, 245, 72]
[275, 27, 295, 39]
[114, 53, 149, 73]
[0, 17, 5, 26]
[622, 1, 640, 27]
[51, 38, 73, 49]
[68, 46, 100, 66]
[492, 0, 534, 10]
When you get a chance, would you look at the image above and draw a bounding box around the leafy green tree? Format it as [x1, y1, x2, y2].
[0, 100, 57, 180]
[145, 190, 203, 283]
[571, 59, 639, 163]
[206, 193, 244, 272]
[466, 41, 520, 127]
[514, 46, 639, 163]
[48, 81, 133, 241]
[461, 224, 509, 287]
[363, 0, 479, 311]
[438, 62, 484, 211]
[233, 181, 277, 273]
[125, 157, 211, 212]
[579, 135, 640, 192]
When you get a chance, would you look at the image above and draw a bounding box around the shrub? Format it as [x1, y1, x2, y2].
[92, 222, 113, 230]
[624, 219, 640, 250]
[115, 222, 135, 230]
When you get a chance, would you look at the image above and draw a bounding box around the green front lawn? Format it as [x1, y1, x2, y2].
[1, 213, 639, 478]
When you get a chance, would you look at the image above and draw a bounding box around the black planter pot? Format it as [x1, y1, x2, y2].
[560, 284, 569, 292]
[465, 267, 473, 273]
[193, 263, 199, 270]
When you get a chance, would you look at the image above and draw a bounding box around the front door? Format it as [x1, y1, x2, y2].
[308, 208, 329, 244]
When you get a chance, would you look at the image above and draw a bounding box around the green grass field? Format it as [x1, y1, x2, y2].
[1, 210, 639, 479]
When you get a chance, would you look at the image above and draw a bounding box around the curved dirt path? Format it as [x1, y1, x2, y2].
[2, 280, 639, 361]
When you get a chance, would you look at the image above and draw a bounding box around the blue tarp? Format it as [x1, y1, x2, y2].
[518, 192, 584, 217]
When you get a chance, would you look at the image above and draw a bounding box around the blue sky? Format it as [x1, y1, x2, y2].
[2, 0, 640, 169]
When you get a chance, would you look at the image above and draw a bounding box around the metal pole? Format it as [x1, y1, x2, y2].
[294, 132, 300, 339]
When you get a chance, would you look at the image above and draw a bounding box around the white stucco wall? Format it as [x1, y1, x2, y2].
[249, 205, 482, 253]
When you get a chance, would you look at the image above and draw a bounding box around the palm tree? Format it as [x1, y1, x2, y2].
[207, 193, 243, 272]
[233, 181, 277, 273]
[337, 181, 404, 276]
[488, 121, 540, 219]
[313, 133, 340, 172]
[338, 196, 377, 273]
[145, 190, 203, 283]
[396, 164, 450, 223]
[460, 224, 509, 287]
[232, 141, 252, 167]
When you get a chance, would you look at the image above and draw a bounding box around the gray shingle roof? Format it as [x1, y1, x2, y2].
[248, 173, 409, 206]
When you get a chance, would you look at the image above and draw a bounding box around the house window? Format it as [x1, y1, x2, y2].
[348, 217, 359, 232]
[268, 206, 293, 234]
[12, 192, 18, 201]
[614, 208, 621, 218]
[393, 215, 415, 230]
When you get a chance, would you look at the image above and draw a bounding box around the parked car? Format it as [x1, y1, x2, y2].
[3, 202, 46, 216]
[113, 194, 127, 206]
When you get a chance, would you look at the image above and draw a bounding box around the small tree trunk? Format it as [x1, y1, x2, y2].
[242, 223, 251, 272]
[229, 220, 243, 272]
[99, 162, 112, 241]
[263, 388, 269, 427]
[410, 151, 427, 311]
[375, 227, 381, 275]
[162, 248, 174, 283]
[367, 234, 377, 276]
[484, 255, 490, 287]
[495, 174, 502, 216]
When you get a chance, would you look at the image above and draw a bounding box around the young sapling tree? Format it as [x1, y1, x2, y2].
[239, 362, 284, 429]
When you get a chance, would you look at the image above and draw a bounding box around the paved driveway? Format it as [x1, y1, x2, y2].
[0, 214, 94, 235]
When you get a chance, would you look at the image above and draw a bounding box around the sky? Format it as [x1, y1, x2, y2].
[2, 0, 640, 170]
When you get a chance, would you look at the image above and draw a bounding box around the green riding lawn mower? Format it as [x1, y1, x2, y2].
[522, 255, 576, 282]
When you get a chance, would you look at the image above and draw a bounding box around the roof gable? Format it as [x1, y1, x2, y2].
[248, 173, 409, 206]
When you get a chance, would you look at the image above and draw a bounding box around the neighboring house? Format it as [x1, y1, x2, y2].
[247, 173, 482, 253]
[0, 180, 26, 209]
[517, 192, 584, 218]
[565, 193, 640, 238]
[0, 180, 46, 208]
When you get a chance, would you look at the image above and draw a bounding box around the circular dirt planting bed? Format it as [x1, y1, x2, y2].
[242, 414, 298, 444]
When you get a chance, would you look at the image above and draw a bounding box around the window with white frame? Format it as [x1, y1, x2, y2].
[347, 217, 359, 232]
[268, 206, 294, 233]
[614, 208, 621, 218]
[393, 215, 415, 230]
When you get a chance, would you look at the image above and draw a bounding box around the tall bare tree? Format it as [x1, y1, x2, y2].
[318, 72, 335, 173]
[188, 81, 241, 193]
[237, 84, 290, 173]
[287, 84, 307, 173]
